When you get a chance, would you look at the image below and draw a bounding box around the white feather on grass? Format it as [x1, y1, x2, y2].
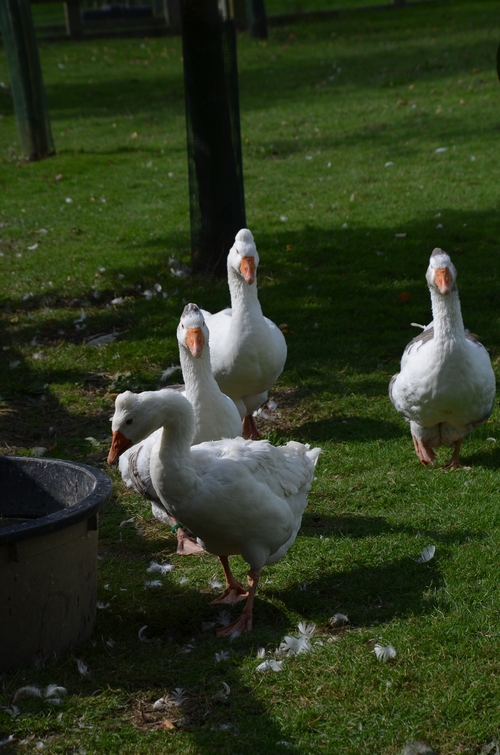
[278, 635, 311, 656]
[13, 686, 42, 701]
[414, 545, 435, 563]
[147, 561, 175, 575]
[297, 621, 316, 639]
[144, 580, 163, 589]
[213, 682, 231, 700]
[76, 659, 90, 676]
[138, 625, 152, 643]
[256, 659, 283, 672]
[170, 688, 188, 707]
[44, 685, 67, 699]
[328, 613, 349, 626]
[374, 643, 396, 662]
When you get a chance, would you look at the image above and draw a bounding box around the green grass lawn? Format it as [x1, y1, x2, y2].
[1, 1, 500, 753]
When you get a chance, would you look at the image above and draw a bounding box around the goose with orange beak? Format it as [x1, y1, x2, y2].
[202, 229, 287, 440]
[108, 303, 242, 553]
[389, 248, 495, 469]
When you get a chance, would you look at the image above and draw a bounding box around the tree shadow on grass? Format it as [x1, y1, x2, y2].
[293, 415, 402, 443]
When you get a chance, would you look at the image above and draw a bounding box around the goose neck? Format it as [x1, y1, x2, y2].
[228, 265, 262, 315]
[430, 288, 464, 341]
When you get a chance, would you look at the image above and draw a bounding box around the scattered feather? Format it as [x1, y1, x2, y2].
[178, 576, 189, 585]
[213, 682, 231, 700]
[215, 651, 231, 663]
[256, 647, 266, 659]
[160, 364, 181, 382]
[44, 685, 67, 699]
[28, 243, 38, 251]
[86, 333, 119, 347]
[216, 609, 232, 627]
[31, 447, 48, 457]
[385, 161, 394, 167]
[138, 625, 152, 643]
[435, 147, 447, 153]
[144, 580, 163, 589]
[110, 297, 125, 306]
[13, 685, 42, 701]
[210, 578, 223, 590]
[152, 696, 168, 711]
[414, 545, 435, 563]
[2, 706, 20, 718]
[170, 688, 188, 707]
[298, 621, 316, 639]
[147, 561, 174, 575]
[201, 621, 217, 632]
[329, 613, 349, 626]
[181, 639, 196, 654]
[256, 659, 283, 672]
[119, 517, 134, 527]
[402, 740, 436, 755]
[0, 735, 15, 747]
[278, 635, 311, 656]
[76, 659, 90, 676]
[374, 643, 396, 662]
[105, 638, 115, 648]
[96, 601, 110, 609]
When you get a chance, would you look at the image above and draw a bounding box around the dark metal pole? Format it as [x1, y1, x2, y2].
[180, 0, 246, 277]
[0, 0, 55, 161]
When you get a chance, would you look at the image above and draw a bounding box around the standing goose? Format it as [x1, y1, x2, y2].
[202, 228, 287, 440]
[107, 303, 242, 552]
[389, 248, 496, 469]
[138, 389, 321, 636]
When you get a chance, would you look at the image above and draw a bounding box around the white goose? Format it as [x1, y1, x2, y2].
[136, 389, 320, 636]
[389, 248, 496, 469]
[202, 228, 287, 440]
[107, 303, 242, 552]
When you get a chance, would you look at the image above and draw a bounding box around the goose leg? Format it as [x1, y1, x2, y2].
[442, 439, 468, 470]
[173, 524, 204, 555]
[412, 435, 435, 466]
[242, 414, 260, 440]
[216, 568, 261, 637]
[211, 556, 249, 605]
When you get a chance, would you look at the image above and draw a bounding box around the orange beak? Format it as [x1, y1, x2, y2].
[185, 326, 204, 358]
[239, 256, 255, 284]
[107, 429, 133, 465]
[434, 267, 452, 295]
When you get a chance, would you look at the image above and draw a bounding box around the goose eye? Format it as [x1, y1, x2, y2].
[125, 418, 133, 425]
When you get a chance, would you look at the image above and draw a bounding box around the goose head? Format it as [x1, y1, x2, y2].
[107, 390, 162, 464]
[177, 303, 208, 359]
[426, 248, 458, 295]
[227, 228, 260, 285]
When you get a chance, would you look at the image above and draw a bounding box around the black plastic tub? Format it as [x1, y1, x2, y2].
[0, 455, 113, 670]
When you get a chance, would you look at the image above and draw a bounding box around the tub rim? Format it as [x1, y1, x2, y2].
[0, 455, 113, 546]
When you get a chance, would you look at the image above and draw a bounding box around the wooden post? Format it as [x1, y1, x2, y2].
[180, 0, 246, 277]
[64, 0, 82, 39]
[246, 0, 267, 39]
[0, 0, 55, 160]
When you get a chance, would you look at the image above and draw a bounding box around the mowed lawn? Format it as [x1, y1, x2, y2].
[1, 2, 500, 753]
